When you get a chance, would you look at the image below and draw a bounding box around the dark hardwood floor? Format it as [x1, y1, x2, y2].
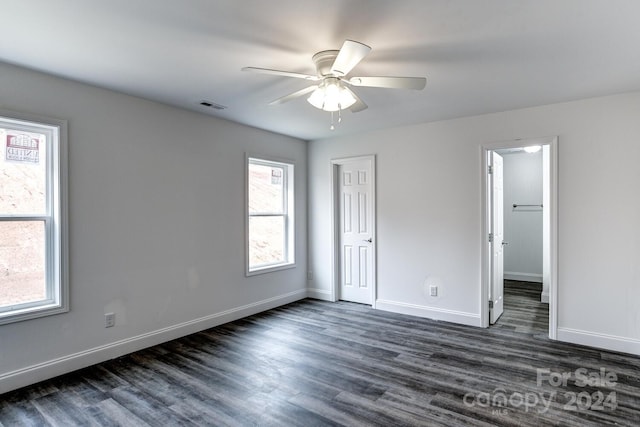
[492, 280, 549, 335]
[1, 294, 639, 426]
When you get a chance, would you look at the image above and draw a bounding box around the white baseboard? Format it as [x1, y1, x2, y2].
[541, 291, 549, 303]
[557, 327, 640, 356]
[306, 287, 333, 301]
[504, 272, 543, 283]
[0, 289, 307, 394]
[375, 299, 481, 327]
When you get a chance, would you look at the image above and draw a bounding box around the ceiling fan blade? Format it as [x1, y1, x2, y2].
[349, 76, 426, 90]
[242, 67, 319, 81]
[269, 85, 318, 105]
[330, 40, 371, 76]
[344, 87, 368, 113]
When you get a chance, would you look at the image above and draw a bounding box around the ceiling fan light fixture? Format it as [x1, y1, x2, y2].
[307, 78, 356, 112]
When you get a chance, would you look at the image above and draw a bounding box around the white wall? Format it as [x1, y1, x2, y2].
[308, 91, 640, 355]
[0, 62, 308, 393]
[501, 151, 543, 282]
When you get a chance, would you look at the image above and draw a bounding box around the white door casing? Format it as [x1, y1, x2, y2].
[332, 156, 375, 305]
[490, 151, 505, 324]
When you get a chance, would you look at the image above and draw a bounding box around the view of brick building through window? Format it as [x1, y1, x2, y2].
[0, 127, 47, 308]
[248, 163, 287, 268]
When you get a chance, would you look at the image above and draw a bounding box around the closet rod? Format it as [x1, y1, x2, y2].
[512, 204, 543, 208]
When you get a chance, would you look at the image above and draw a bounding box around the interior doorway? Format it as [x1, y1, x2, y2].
[330, 155, 376, 306]
[481, 137, 558, 339]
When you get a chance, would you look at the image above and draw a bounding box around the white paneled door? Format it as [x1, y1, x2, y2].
[338, 159, 373, 304]
[490, 151, 505, 324]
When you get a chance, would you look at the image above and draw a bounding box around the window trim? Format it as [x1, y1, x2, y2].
[246, 154, 295, 276]
[0, 109, 69, 325]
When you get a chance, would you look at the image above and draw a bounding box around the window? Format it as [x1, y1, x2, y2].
[246, 156, 294, 275]
[0, 111, 68, 325]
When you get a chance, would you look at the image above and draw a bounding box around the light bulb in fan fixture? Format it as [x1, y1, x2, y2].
[307, 77, 356, 112]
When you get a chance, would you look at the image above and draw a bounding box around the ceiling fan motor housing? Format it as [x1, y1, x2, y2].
[312, 50, 340, 76]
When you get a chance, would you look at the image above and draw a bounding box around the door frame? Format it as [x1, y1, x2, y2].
[330, 155, 377, 306]
[480, 137, 558, 339]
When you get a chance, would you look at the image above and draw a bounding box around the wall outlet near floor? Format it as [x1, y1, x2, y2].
[307, 271, 313, 281]
[105, 312, 115, 328]
[429, 285, 438, 297]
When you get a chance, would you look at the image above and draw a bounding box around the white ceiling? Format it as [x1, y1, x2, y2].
[2, 0, 640, 141]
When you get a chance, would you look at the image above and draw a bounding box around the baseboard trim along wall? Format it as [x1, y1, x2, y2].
[557, 327, 640, 356]
[541, 292, 549, 303]
[306, 287, 333, 301]
[375, 299, 481, 327]
[0, 289, 307, 394]
[504, 272, 543, 283]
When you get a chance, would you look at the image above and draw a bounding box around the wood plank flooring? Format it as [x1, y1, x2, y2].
[1, 295, 639, 426]
[491, 280, 549, 335]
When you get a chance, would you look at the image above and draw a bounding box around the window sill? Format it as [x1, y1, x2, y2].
[247, 262, 296, 277]
[0, 302, 68, 326]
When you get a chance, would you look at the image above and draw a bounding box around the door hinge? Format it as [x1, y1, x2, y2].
[488, 165, 493, 174]
[489, 300, 494, 309]
[488, 233, 493, 243]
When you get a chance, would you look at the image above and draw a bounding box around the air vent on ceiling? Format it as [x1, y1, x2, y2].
[199, 100, 227, 110]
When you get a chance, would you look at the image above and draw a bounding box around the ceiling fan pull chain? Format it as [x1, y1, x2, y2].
[338, 106, 342, 123]
[330, 111, 335, 130]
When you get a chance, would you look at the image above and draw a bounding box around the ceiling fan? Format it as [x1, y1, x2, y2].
[242, 40, 427, 129]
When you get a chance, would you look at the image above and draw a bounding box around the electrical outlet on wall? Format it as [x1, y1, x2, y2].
[105, 313, 115, 328]
[429, 285, 438, 297]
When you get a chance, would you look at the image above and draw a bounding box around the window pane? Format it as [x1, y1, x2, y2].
[248, 162, 284, 214]
[0, 128, 47, 215]
[0, 221, 46, 308]
[249, 216, 285, 267]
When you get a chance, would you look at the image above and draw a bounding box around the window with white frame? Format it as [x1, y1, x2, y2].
[0, 111, 68, 325]
[246, 156, 294, 275]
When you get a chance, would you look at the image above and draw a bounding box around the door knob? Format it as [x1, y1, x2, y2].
[502, 241, 509, 246]
[363, 238, 372, 243]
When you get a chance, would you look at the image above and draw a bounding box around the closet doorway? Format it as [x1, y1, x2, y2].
[481, 137, 558, 339]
